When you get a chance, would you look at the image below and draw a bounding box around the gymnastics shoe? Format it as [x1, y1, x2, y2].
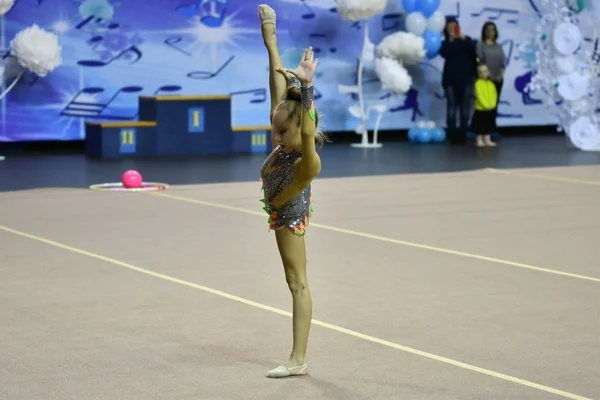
[258, 4, 276, 29]
[266, 363, 308, 378]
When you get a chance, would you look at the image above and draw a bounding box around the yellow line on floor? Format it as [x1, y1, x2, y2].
[485, 168, 600, 186]
[150, 192, 600, 284]
[0, 224, 592, 400]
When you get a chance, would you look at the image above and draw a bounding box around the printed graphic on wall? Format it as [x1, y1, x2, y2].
[0, 0, 552, 141]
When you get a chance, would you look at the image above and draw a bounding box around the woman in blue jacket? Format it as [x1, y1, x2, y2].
[439, 17, 478, 144]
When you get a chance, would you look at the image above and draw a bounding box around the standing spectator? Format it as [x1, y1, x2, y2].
[439, 17, 478, 144]
[471, 64, 498, 147]
[476, 21, 506, 128]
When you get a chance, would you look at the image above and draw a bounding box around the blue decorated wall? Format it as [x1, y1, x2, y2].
[1, 0, 546, 142]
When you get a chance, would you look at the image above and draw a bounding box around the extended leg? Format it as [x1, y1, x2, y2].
[266, 228, 312, 378]
[259, 5, 286, 124]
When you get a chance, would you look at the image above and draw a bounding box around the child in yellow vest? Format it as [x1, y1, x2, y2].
[471, 64, 498, 147]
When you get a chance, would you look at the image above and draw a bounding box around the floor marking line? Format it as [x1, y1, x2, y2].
[150, 192, 600, 284]
[485, 168, 600, 186]
[0, 224, 592, 400]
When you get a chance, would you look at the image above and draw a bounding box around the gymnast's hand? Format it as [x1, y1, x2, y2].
[277, 46, 319, 85]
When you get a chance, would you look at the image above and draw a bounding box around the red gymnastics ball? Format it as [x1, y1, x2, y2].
[122, 170, 143, 189]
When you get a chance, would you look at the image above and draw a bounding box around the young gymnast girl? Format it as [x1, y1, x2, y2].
[258, 3, 328, 378]
[471, 63, 498, 147]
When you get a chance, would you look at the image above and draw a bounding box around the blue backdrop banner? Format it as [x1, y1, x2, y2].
[1, 0, 549, 141]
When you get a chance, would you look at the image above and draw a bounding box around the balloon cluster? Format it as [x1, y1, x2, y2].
[526, 0, 600, 151]
[408, 121, 446, 143]
[401, 0, 445, 59]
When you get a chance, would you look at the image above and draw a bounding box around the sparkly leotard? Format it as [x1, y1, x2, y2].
[259, 145, 313, 236]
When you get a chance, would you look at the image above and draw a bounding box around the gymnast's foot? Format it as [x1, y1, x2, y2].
[258, 4, 276, 37]
[266, 359, 308, 378]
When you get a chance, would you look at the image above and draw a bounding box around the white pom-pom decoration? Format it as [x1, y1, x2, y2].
[335, 0, 387, 21]
[376, 31, 426, 66]
[374, 57, 412, 95]
[10, 24, 62, 77]
[568, 116, 600, 150]
[0, 0, 14, 16]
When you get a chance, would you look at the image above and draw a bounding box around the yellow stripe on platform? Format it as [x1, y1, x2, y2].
[139, 95, 231, 101]
[85, 121, 157, 128]
[232, 125, 271, 132]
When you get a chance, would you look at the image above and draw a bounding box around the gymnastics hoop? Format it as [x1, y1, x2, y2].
[89, 182, 170, 192]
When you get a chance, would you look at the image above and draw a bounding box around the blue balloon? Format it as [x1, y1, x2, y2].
[408, 127, 420, 142]
[417, 128, 431, 143]
[417, 0, 440, 18]
[402, 0, 418, 13]
[423, 31, 442, 59]
[431, 127, 446, 142]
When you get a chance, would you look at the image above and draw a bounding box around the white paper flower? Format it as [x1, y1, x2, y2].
[552, 22, 581, 55]
[568, 116, 600, 150]
[0, 0, 14, 16]
[335, 0, 387, 21]
[10, 24, 62, 77]
[376, 31, 426, 66]
[374, 57, 412, 95]
[526, 0, 600, 151]
[556, 71, 589, 101]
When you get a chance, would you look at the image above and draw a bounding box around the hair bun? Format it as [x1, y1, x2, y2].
[286, 85, 301, 101]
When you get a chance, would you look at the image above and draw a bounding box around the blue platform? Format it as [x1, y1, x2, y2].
[85, 121, 158, 158]
[85, 94, 273, 158]
[232, 126, 273, 153]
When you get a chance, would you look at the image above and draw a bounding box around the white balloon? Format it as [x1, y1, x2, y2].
[406, 12, 426, 36]
[426, 11, 445, 33]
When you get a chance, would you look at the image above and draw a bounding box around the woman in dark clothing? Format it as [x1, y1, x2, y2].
[439, 18, 478, 144]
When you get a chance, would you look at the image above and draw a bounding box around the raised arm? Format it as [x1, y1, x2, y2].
[280, 47, 321, 183]
[297, 83, 321, 181]
[258, 4, 286, 122]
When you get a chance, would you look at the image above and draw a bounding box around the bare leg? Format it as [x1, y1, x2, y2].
[266, 228, 312, 378]
[259, 5, 286, 123]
